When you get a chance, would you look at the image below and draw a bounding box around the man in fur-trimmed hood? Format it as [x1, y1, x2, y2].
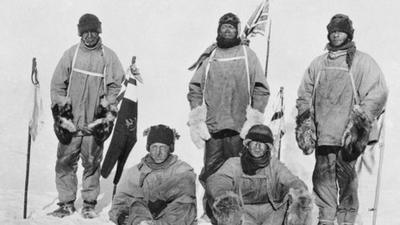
[187, 12, 270, 221]
[295, 14, 388, 225]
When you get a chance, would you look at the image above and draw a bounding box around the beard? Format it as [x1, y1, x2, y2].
[216, 33, 241, 49]
[82, 36, 100, 48]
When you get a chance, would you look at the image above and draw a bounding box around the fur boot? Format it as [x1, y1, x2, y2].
[188, 105, 211, 149]
[51, 98, 77, 145]
[287, 188, 313, 225]
[295, 109, 316, 155]
[341, 105, 372, 162]
[212, 192, 243, 225]
[239, 106, 265, 139]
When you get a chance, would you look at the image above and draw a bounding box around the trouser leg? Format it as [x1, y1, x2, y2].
[80, 135, 103, 203]
[55, 137, 82, 203]
[200, 131, 242, 222]
[336, 150, 358, 225]
[313, 146, 339, 224]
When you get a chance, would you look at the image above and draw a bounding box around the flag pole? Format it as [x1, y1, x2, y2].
[24, 58, 38, 219]
[264, 19, 272, 78]
[277, 86, 283, 160]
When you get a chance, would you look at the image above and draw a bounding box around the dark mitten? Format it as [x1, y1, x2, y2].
[51, 102, 75, 145]
[212, 192, 243, 225]
[89, 97, 118, 144]
[147, 199, 168, 218]
[342, 106, 372, 162]
[295, 109, 316, 155]
[287, 188, 313, 225]
[117, 212, 128, 225]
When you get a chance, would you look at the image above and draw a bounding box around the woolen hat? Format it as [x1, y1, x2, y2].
[144, 124, 179, 152]
[78, 13, 102, 36]
[326, 14, 354, 41]
[245, 124, 274, 144]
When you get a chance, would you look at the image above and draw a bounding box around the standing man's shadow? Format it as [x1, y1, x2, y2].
[75, 169, 116, 214]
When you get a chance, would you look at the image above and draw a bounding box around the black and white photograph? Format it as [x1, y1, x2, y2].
[1, 0, 399, 224]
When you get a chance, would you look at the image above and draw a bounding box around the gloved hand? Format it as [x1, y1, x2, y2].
[212, 192, 243, 225]
[87, 96, 118, 144]
[341, 105, 372, 162]
[188, 105, 211, 149]
[295, 109, 316, 155]
[51, 99, 76, 145]
[117, 212, 128, 225]
[287, 188, 313, 225]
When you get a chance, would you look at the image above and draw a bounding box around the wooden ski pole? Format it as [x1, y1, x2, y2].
[24, 58, 38, 219]
[371, 114, 386, 225]
[23, 128, 32, 219]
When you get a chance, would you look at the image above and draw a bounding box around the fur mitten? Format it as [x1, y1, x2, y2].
[287, 188, 313, 225]
[86, 97, 118, 144]
[295, 109, 316, 155]
[188, 105, 211, 149]
[239, 106, 265, 139]
[51, 98, 76, 145]
[341, 105, 372, 162]
[212, 192, 243, 225]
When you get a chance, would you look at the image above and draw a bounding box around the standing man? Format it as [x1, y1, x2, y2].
[49, 13, 124, 218]
[296, 14, 388, 225]
[187, 12, 270, 220]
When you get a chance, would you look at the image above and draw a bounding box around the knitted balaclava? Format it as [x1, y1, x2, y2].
[78, 13, 102, 36]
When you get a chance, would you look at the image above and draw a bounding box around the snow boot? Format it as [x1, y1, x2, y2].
[47, 201, 76, 218]
[81, 200, 97, 219]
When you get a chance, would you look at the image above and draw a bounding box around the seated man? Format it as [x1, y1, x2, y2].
[207, 124, 313, 225]
[109, 124, 197, 225]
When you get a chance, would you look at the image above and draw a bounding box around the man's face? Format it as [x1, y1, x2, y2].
[329, 31, 348, 47]
[149, 142, 170, 164]
[248, 141, 269, 158]
[82, 31, 99, 47]
[219, 23, 237, 40]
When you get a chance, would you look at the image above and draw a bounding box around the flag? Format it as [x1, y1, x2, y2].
[268, 87, 285, 158]
[101, 67, 138, 185]
[29, 58, 43, 141]
[243, 0, 270, 38]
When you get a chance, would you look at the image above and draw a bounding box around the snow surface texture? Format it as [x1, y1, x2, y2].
[1, 0, 399, 224]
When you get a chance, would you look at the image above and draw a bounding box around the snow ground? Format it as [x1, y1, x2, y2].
[1, 0, 399, 224]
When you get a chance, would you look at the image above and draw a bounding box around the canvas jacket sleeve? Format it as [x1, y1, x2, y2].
[109, 166, 146, 224]
[296, 56, 323, 116]
[206, 158, 239, 199]
[50, 48, 73, 106]
[247, 47, 270, 113]
[103, 46, 124, 105]
[352, 52, 388, 120]
[187, 58, 207, 110]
